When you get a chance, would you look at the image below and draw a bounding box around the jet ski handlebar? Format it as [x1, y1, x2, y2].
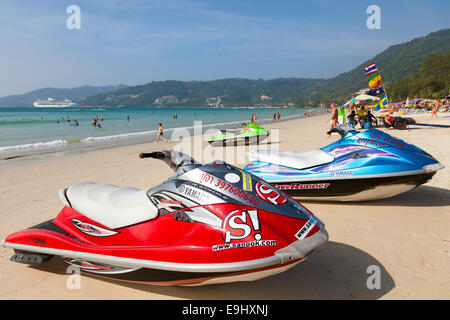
[139, 151, 166, 159]
[327, 124, 357, 138]
[140, 150, 202, 173]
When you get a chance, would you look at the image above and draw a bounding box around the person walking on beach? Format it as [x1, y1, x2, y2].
[327, 103, 338, 137]
[431, 103, 439, 118]
[155, 123, 168, 143]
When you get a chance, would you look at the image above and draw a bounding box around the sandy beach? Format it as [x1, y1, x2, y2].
[0, 113, 449, 300]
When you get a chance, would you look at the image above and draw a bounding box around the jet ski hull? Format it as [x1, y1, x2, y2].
[272, 171, 437, 202]
[208, 133, 269, 147]
[208, 124, 270, 147]
[5, 245, 304, 286]
[2, 221, 327, 285]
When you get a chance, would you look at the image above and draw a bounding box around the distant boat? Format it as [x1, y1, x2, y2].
[33, 98, 75, 108]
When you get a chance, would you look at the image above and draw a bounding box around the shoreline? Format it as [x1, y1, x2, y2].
[0, 110, 327, 167]
[0, 106, 328, 161]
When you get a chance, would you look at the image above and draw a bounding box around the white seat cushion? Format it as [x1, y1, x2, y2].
[65, 182, 158, 229]
[248, 149, 334, 170]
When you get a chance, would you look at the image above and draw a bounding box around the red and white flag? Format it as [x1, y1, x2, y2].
[365, 63, 378, 76]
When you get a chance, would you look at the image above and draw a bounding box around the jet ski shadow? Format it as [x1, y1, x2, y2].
[257, 141, 280, 146]
[81, 241, 394, 300]
[342, 186, 450, 207]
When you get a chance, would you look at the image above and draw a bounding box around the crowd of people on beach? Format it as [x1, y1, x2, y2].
[325, 96, 449, 136]
[52, 112, 172, 144]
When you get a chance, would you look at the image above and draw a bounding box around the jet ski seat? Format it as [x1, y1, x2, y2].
[61, 182, 158, 229]
[248, 149, 335, 170]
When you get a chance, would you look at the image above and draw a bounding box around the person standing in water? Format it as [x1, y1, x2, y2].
[155, 123, 168, 143]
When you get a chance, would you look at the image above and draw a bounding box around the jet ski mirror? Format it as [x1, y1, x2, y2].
[327, 124, 357, 138]
[139, 150, 202, 173]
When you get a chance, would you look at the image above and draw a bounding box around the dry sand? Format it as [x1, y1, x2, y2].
[0, 113, 449, 299]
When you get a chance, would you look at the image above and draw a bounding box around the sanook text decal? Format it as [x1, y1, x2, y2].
[222, 209, 261, 243]
[215, 208, 278, 251]
[212, 239, 277, 251]
[255, 181, 287, 205]
[295, 217, 317, 240]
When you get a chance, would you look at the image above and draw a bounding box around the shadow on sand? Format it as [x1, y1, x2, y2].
[34, 241, 395, 300]
[301, 185, 450, 208]
[351, 185, 449, 207]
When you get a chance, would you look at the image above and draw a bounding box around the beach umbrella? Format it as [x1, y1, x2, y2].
[353, 94, 380, 102]
[343, 98, 356, 106]
[344, 94, 379, 106]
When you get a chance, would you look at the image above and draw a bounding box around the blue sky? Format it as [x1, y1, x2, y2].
[0, 0, 449, 96]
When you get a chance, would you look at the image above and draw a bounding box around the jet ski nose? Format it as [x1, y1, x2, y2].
[423, 162, 445, 173]
[274, 224, 328, 264]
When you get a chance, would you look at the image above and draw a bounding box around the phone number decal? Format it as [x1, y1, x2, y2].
[200, 172, 260, 206]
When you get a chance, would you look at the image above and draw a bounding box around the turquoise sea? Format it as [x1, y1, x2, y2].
[0, 106, 309, 159]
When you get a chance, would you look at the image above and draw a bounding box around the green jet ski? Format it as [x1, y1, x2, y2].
[208, 123, 270, 146]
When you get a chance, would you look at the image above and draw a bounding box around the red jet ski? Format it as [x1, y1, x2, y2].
[1, 150, 328, 286]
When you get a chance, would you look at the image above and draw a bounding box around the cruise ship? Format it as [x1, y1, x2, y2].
[33, 98, 75, 108]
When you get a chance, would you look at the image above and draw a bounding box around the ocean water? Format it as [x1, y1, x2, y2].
[0, 106, 309, 159]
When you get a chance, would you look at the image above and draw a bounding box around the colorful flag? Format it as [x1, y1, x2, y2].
[368, 73, 382, 88]
[380, 94, 388, 107]
[368, 86, 384, 97]
[365, 63, 378, 76]
[374, 94, 388, 111]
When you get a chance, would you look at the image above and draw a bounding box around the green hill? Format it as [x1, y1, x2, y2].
[79, 78, 326, 107]
[305, 28, 450, 105]
[73, 28, 450, 107]
[388, 50, 450, 100]
[0, 85, 128, 107]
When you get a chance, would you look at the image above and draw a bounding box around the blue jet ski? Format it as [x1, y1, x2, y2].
[243, 125, 444, 202]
